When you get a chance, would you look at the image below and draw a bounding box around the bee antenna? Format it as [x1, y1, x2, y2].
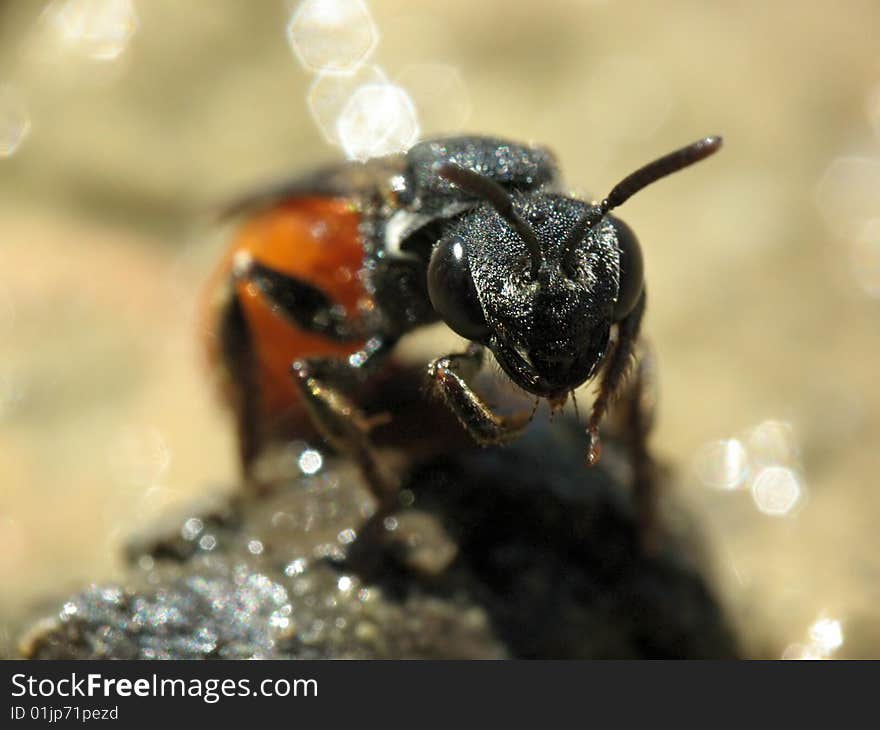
[563, 136, 723, 270]
[438, 164, 543, 277]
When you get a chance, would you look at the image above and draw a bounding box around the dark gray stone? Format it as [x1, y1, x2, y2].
[19, 417, 738, 659]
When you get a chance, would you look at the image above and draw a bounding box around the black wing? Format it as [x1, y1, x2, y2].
[218, 155, 408, 220]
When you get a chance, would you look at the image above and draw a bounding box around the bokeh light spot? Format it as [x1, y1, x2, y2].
[784, 615, 845, 659]
[809, 617, 844, 655]
[298, 448, 323, 475]
[286, 0, 378, 74]
[307, 64, 387, 144]
[181, 517, 203, 542]
[750, 465, 802, 516]
[746, 419, 798, 467]
[337, 83, 419, 161]
[284, 558, 307, 577]
[44, 0, 139, 62]
[693, 438, 750, 490]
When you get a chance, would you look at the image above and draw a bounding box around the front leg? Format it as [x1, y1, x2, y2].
[586, 289, 646, 466]
[427, 343, 535, 445]
[585, 291, 659, 547]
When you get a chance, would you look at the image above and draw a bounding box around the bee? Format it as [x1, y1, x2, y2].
[204, 135, 722, 524]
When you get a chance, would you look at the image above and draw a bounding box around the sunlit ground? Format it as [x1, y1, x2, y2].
[1, 0, 879, 658]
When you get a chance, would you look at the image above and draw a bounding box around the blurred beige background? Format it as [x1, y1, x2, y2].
[1, 0, 879, 657]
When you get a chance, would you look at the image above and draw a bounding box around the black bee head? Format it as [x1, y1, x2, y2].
[427, 136, 720, 397]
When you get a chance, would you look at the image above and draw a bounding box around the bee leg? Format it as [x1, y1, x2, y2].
[290, 340, 399, 514]
[217, 291, 265, 486]
[235, 257, 401, 489]
[585, 289, 646, 467]
[427, 343, 534, 445]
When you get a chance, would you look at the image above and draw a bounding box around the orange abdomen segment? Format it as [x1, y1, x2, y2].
[206, 197, 368, 423]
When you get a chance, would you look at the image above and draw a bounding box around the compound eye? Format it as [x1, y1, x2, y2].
[427, 235, 490, 341]
[609, 215, 644, 321]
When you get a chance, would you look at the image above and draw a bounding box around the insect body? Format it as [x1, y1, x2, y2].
[205, 135, 721, 517]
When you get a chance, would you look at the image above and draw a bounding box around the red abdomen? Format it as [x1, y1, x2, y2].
[204, 197, 368, 429]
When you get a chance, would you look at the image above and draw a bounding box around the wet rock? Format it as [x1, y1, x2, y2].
[19, 418, 738, 659]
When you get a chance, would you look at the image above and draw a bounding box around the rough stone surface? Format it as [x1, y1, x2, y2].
[18, 418, 738, 659]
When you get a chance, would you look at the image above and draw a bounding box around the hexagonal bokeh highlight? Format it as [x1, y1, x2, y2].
[337, 83, 420, 162]
[692, 438, 750, 490]
[287, 0, 379, 74]
[750, 465, 803, 516]
[307, 65, 387, 144]
[44, 0, 139, 62]
[808, 617, 844, 655]
[746, 419, 798, 467]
